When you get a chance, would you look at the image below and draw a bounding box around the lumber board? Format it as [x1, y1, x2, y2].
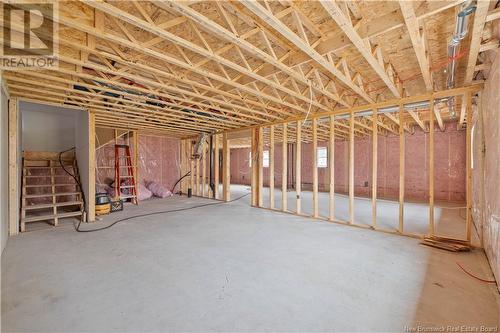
[8, 98, 18, 235]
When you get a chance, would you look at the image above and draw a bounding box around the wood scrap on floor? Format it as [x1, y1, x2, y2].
[420, 236, 471, 252]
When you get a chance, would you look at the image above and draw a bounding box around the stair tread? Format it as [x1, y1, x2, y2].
[24, 192, 80, 198]
[25, 183, 78, 188]
[22, 211, 83, 223]
[23, 201, 83, 210]
[24, 166, 74, 169]
[25, 175, 72, 178]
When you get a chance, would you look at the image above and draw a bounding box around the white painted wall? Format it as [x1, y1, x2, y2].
[19, 102, 92, 219]
[1, 83, 8, 255]
[21, 102, 77, 152]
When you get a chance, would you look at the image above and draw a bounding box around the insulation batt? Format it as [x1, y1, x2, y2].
[146, 181, 173, 198]
[138, 183, 152, 201]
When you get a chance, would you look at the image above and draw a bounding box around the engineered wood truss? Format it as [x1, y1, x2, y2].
[2, 0, 491, 137]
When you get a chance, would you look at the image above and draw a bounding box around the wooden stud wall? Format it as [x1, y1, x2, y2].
[249, 89, 476, 242]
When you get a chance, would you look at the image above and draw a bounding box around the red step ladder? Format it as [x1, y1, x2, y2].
[114, 144, 138, 204]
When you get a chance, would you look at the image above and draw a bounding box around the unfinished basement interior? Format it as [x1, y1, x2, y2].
[1, 0, 499, 331]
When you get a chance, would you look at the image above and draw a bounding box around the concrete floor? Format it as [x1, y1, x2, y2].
[2, 185, 499, 332]
[236, 185, 479, 244]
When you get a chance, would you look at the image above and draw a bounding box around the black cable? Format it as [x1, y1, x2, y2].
[58, 147, 86, 231]
[171, 171, 191, 193]
[74, 192, 250, 233]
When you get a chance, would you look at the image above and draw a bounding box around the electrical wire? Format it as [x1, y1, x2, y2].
[58, 147, 87, 232]
[74, 192, 250, 233]
[456, 262, 497, 284]
[171, 171, 191, 193]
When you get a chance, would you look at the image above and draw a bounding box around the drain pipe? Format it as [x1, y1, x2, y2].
[446, 1, 476, 117]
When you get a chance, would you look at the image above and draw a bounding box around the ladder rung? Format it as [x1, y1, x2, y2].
[22, 211, 83, 223]
[23, 201, 83, 210]
[120, 176, 133, 178]
[120, 185, 135, 188]
[120, 195, 136, 199]
[24, 192, 80, 199]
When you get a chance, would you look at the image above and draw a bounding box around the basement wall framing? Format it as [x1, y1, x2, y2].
[248, 86, 479, 242]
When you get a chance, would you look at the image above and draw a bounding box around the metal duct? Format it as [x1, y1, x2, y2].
[447, 3, 476, 89]
[446, 1, 476, 117]
[325, 98, 450, 121]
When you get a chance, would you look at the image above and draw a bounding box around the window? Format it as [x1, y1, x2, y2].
[317, 147, 327, 168]
[263, 150, 269, 168]
[248, 151, 252, 167]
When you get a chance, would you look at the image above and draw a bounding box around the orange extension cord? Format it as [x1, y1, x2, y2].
[456, 262, 497, 284]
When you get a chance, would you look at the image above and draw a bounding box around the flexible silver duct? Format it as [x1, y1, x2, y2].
[193, 133, 208, 158]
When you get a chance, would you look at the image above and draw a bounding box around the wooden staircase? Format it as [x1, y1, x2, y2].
[20, 151, 85, 232]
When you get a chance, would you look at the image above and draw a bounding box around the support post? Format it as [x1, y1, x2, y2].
[202, 141, 207, 197]
[132, 130, 139, 198]
[312, 118, 318, 217]
[372, 109, 378, 228]
[269, 125, 275, 209]
[190, 141, 194, 195]
[429, 98, 435, 236]
[8, 98, 19, 235]
[399, 103, 405, 233]
[281, 123, 287, 212]
[195, 147, 200, 196]
[329, 115, 335, 221]
[88, 112, 96, 222]
[465, 91, 472, 242]
[296, 121, 302, 215]
[349, 111, 354, 224]
[222, 132, 230, 202]
[251, 129, 259, 206]
[258, 127, 264, 207]
[214, 134, 219, 200]
[180, 139, 186, 194]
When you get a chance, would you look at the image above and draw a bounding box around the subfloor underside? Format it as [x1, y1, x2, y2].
[2, 186, 499, 332]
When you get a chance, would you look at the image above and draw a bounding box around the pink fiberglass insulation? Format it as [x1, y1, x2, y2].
[96, 134, 180, 200]
[473, 51, 499, 290]
[138, 135, 180, 193]
[230, 120, 466, 203]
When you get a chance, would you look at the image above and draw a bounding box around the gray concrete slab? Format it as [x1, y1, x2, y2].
[2, 187, 499, 332]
